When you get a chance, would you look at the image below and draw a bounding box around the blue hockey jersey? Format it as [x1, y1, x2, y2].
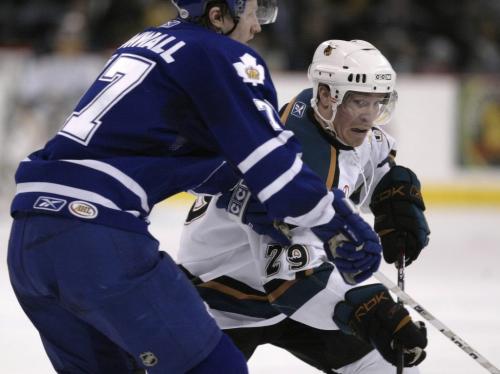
[12, 19, 336, 234]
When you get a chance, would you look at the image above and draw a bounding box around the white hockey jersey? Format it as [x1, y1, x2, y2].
[178, 88, 397, 331]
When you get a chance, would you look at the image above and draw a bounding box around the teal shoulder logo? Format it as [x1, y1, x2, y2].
[292, 101, 306, 118]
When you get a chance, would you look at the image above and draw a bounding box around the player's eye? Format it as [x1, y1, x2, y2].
[353, 99, 369, 107]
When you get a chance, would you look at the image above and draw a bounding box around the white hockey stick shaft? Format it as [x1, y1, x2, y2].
[374, 271, 500, 374]
[395, 254, 405, 374]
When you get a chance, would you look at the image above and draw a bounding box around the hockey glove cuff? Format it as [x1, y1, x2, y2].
[216, 180, 290, 245]
[313, 189, 382, 285]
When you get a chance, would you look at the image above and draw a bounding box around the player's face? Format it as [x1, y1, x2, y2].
[333, 92, 388, 147]
[228, 0, 262, 43]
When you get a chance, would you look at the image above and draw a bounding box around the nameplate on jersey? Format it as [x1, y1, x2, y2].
[119, 31, 185, 64]
[233, 53, 265, 86]
[33, 196, 67, 212]
[291, 101, 307, 118]
[227, 181, 251, 221]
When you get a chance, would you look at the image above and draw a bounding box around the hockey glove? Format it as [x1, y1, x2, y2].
[370, 165, 430, 266]
[313, 189, 382, 285]
[333, 284, 427, 367]
[216, 180, 291, 245]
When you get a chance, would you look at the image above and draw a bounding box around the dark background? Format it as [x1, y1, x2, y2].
[1, 0, 499, 73]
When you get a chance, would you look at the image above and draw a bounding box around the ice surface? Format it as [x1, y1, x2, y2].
[1, 202, 499, 373]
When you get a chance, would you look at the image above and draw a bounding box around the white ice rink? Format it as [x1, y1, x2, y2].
[1, 201, 499, 374]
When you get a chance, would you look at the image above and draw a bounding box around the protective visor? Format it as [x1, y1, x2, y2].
[342, 90, 398, 127]
[256, 0, 278, 24]
[234, 0, 278, 25]
[373, 90, 398, 126]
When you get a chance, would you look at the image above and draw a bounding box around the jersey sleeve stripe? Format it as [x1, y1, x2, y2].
[267, 279, 298, 303]
[279, 97, 297, 124]
[198, 280, 269, 301]
[284, 191, 334, 227]
[16, 182, 125, 212]
[264, 263, 334, 315]
[238, 130, 295, 174]
[257, 154, 303, 202]
[325, 146, 338, 190]
[62, 159, 150, 212]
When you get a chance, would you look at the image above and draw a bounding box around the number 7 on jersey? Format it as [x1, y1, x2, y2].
[59, 53, 156, 145]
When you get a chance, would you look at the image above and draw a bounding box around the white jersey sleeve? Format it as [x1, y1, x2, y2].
[178, 195, 362, 330]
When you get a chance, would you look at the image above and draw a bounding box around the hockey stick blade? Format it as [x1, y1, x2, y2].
[374, 271, 500, 374]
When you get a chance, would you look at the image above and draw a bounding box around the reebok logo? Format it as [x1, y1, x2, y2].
[354, 291, 389, 322]
[34, 196, 67, 212]
[291, 101, 306, 118]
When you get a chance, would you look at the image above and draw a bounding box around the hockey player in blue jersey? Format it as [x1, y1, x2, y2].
[8, 1, 384, 373]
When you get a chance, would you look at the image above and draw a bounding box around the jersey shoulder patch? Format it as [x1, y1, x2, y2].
[233, 53, 266, 86]
[291, 101, 307, 118]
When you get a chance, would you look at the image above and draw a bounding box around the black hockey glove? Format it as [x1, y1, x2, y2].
[216, 180, 291, 245]
[312, 189, 382, 285]
[333, 284, 428, 367]
[370, 165, 430, 266]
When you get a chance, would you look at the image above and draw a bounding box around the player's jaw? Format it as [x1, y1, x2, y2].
[347, 125, 371, 146]
[339, 128, 370, 147]
[334, 113, 373, 147]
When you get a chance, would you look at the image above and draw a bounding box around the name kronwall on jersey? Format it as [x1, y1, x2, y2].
[119, 31, 186, 64]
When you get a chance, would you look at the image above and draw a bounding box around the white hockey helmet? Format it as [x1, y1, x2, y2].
[308, 39, 397, 126]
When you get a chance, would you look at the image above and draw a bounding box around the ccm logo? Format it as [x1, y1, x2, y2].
[375, 74, 392, 80]
[228, 183, 250, 219]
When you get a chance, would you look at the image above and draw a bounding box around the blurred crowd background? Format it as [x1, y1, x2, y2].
[0, 0, 499, 201]
[0, 0, 499, 73]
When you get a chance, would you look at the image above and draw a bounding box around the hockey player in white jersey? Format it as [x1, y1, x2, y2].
[178, 40, 430, 373]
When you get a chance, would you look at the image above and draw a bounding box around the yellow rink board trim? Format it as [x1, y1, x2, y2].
[421, 185, 500, 206]
[162, 192, 196, 206]
[161, 186, 500, 207]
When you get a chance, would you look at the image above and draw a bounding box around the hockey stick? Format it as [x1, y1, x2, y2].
[395, 251, 405, 374]
[374, 271, 500, 374]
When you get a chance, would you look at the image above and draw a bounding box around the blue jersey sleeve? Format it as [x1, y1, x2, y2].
[163, 25, 335, 226]
[11, 21, 337, 234]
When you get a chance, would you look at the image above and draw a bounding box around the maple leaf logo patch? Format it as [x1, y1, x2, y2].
[233, 53, 265, 86]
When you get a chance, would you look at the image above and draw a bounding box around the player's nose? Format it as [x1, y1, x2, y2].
[252, 22, 261, 35]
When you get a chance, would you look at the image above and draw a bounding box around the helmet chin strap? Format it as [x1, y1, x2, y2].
[224, 19, 239, 35]
[310, 98, 337, 133]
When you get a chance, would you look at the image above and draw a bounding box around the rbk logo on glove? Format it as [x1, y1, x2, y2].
[353, 291, 390, 322]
